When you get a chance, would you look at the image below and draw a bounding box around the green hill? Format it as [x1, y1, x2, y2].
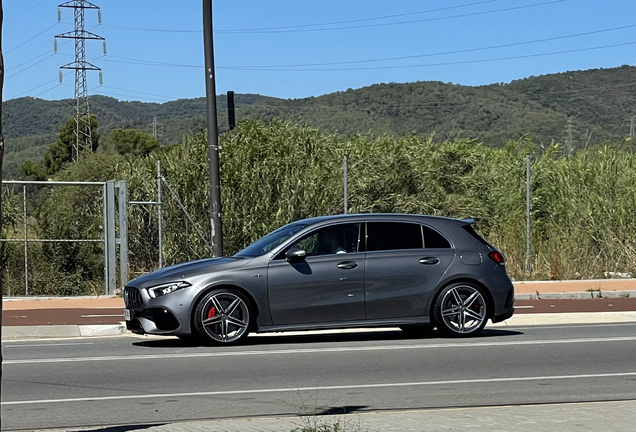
[4, 64, 636, 178]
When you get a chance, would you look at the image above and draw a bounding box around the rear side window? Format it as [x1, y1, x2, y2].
[423, 226, 451, 249]
[367, 222, 423, 251]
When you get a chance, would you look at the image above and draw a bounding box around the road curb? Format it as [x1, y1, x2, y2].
[1, 323, 126, 340]
[3, 312, 636, 340]
[491, 311, 636, 327]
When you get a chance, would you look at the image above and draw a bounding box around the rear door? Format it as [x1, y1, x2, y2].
[364, 221, 455, 320]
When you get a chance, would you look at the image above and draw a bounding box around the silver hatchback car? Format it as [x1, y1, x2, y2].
[124, 214, 514, 344]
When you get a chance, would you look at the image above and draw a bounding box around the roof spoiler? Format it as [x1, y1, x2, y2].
[460, 218, 475, 225]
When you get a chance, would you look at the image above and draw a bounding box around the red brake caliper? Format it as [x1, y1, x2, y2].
[208, 307, 216, 319]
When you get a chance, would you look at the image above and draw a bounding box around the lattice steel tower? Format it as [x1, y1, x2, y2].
[55, 1, 105, 162]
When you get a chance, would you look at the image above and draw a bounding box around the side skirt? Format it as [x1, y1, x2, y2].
[257, 316, 430, 334]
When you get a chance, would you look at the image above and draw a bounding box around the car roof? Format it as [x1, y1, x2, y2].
[293, 213, 471, 226]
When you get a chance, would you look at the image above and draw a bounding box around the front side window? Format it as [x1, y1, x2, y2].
[285, 223, 361, 258]
[235, 223, 307, 258]
[367, 222, 423, 251]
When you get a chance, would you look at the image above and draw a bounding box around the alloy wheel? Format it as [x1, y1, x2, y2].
[439, 285, 487, 334]
[199, 292, 250, 343]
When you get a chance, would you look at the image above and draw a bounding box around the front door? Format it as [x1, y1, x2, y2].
[268, 223, 365, 326]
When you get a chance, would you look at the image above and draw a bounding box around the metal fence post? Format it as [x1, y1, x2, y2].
[106, 180, 117, 294]
[343, 154, 348, 215]
[157, 160, 163, 269]
[23, 185, 27, 296]
[118, 181, 129, 288]
[103, 183, 108, 295]
[526, 154, 531, 274]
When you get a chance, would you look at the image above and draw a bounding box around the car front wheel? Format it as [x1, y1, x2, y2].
[433, 283, 489, 337]
[193, 289, 252, 345]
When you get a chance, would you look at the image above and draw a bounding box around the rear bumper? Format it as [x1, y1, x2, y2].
[492, 307, 514, 323]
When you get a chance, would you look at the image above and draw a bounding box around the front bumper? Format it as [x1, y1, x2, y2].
[124, 285, 194, 336]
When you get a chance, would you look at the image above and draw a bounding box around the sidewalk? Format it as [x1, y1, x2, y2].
[2, 279, 636, 339]
[20, 399, 636, 432]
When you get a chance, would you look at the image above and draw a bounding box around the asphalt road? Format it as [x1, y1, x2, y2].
[2, 323, 636, 431]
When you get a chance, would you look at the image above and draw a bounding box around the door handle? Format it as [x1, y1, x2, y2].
[419, 257, 440, 265]
[337, 261, 358, 270]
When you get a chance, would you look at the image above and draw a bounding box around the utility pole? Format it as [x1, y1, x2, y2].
[525, 155, 531, 274]
[0, 0, 5, 390]
[203, 0, 223, 257]
[564, 118, 576, 157]
[55, 1, 105, 162]
[152, 116, 158, 140]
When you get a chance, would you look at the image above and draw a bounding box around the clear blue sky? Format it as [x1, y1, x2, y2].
[3, 0, 636, 103]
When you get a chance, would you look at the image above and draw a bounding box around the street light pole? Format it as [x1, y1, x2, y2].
[202, 0, 223, 257]
[0, 0, 5, 396]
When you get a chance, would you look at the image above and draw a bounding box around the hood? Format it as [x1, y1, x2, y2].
[127, 256, 248, 289]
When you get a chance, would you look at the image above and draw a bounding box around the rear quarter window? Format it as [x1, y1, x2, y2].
[423, 225, 451, 249]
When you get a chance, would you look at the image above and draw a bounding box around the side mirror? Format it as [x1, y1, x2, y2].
[286, 247, 307, 263]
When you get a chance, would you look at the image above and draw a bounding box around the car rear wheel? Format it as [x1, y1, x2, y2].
[193, 289, 252, 345]
[433, 283, 489, 337]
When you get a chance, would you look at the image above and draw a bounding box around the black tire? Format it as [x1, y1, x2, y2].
[433, 282, 489, 337]
[399, 324, 433, 337]
[193, 288, 253, 345]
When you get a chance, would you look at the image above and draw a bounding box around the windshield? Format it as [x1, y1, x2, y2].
[234, 223, 307, 258]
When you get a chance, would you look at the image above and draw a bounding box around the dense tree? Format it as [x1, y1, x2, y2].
[27, 115, 99, 176]
[109, 128, 159, 157]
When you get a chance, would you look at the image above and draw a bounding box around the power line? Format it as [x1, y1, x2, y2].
[99, 0, 567, 35]
[224, 41, 636, 72]
[219, 0, 508, 31]
[88, 26, 636, 73]
[33, 82, 63, 99]
[6, 52, 59, 80]
[100, 0, 509, 34]
[5, 22, 60, 54]
[217, 0, 569, 34]
[10, 0, 49, 19]
[222, 24, 636, 69]
[100, 85, 178, 101]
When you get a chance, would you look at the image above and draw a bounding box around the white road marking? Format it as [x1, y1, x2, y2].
[506, 322, 636, 330]
[5, 343, 94, 348]
[514, 306, 535, 309]
[80, 314, 123, 318]
[5, 336, 636, 365]
[4, 371, 636, 406]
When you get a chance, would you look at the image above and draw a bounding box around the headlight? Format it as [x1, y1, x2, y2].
[147, 281, 191, 299]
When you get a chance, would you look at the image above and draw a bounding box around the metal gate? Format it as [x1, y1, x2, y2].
[0, 180, 128, 295]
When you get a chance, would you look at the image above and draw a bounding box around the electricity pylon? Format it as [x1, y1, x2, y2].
[55, 1, 105, 162]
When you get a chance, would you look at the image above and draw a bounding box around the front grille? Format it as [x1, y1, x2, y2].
[124, 286, 143, 309]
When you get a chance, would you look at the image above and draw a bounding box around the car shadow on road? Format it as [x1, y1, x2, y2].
[132, 328, 523, 349]
[64, 426, 162, 432]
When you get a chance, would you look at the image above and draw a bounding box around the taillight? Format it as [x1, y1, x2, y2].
[489, 251, 505, 265]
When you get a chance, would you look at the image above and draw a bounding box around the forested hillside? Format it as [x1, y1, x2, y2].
[4, 65, 636, 178]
